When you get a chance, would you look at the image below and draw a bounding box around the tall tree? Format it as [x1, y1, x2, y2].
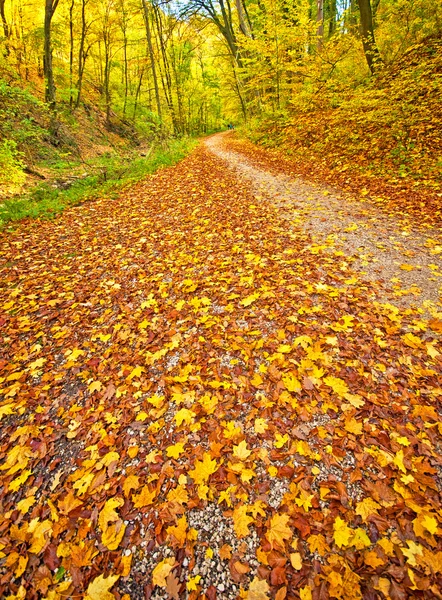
[44, 0, 60, 107]
[357, 0, 382, 73]
[142, 0, 163, 122]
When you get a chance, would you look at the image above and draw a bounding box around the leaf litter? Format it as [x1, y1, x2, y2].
[0, 134, 441, 599]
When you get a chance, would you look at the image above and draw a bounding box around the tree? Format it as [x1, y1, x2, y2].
[44, 0, 60, 107]
[357, 0, 382, 73]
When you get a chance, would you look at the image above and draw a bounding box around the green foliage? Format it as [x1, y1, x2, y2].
[0, 141, 26, 191]
[0, 137, 197, 227]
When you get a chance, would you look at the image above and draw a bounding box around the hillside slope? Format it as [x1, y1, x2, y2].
[245, 36, 442, 209]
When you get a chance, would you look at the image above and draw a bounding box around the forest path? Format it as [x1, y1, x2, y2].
[0, 136, 441, 600]
[205, 132, 442, 310]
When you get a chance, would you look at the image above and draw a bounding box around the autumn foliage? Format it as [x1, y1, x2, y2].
[1, 137, 441, 599]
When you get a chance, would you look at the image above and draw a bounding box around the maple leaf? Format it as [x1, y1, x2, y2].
[266, 513, 292, 549]
[241, 292, 260, 306]
[166, 442, 186, 459]
[123, 474, 140, 498]
[174, 407, 195, 427]
[186, 575, 201, 591]
[355, 498, 381, 521]
[85, 574, 120, 600]
[281, 372, 301, 393]
[233, 440, 252, 460]
[132, 486, 156, 508]
[188, 453, 218, 484]
[58, 490, 83, 515]
[167, 515, 188, 546]
[274, 432, 289, 448]
[232, 504, 254, 537]
[324, 376, 349, 397]
[152, 558, 176, 587]
[254, 418, 268, 434]
[28, 519, 53, 554]
[99, 498, 126, 550]
[247, 577, 270, 600]
[333, 516, 352, 548]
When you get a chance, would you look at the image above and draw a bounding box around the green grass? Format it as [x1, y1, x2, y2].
[0, 137, 198, 227]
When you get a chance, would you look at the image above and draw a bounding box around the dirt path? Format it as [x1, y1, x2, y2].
[0, 136, 441, 600]
[206, 133, 442, 310]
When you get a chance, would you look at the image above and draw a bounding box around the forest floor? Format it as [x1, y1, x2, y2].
[0, 132, 441, 600]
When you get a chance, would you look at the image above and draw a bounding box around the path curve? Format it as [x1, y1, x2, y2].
[205, 133, 442, 310]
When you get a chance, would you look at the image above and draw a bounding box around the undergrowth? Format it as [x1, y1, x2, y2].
[0, 137, 197, 227]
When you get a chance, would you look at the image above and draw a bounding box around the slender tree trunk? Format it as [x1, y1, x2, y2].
[0, 0, 10, 56]
[133, 66, 144, 121]
[69, 0, 75, 107]
[357, 0, 382, 73]
[44, 0, 59, 107]
[316, 0, 324, 46]
[75, 0, 88, 108]
[141, 0, 162, 122]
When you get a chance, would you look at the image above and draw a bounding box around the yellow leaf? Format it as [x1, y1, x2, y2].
[167, 485, 189, 505]
[355, 498, 381, 522]
[266, 513, 292, 549]
[282, 372, 301, 393]
[174, 408, 196, 427]
[241, 292, 260, 307]
[28, 519, 52, 554]
[400, 263, 415, 271]
[333, 516, 352, 548]
[152, 558, 175, 587]
[393, 449, 407, 473]
[350, 527, 371, 550]
[136, 411, 149, 422]
[9, 470, 32, 492]
[254, 418, 268, 434]
[268, 465, 278, 477]
[16, 495, 36, 515]
[247, 577, 270, 600]
[344, 417, 363, 436]
[274, 433, 289, 448]
[250, 372, 263, 387]
[167, 515, 188, 546]
[402, 333, 422, 348]
[186, 575, 201, 591]
[307, 534, 329, 556]
[290, 552, 302, 570]
[299, 587, 313, 600]
[85, 574, 120, 600]
[233, 440, 251, 461]
[188, 453, 218, 484]
[344, 393, 365, 408]
[132, 486, 156, 508]
[364, 550, 385, 568]
[127, 365, 145, 381]
[99, 498, 126, 551]
[166, 442, 186, 459]
[123, 474, 140, 498]
[324, 376, 349, 398]
[88, 381, 102, 393]
[232, 504, 254, 538]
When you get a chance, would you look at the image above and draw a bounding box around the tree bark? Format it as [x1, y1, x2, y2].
[141, 0, 162, 122]
[357, 0, 382, 73]
[316, 0, 324, 46]
[44, 0, 59, 107]
[69, 0, 75, 107]
[0, 0, 10, 56]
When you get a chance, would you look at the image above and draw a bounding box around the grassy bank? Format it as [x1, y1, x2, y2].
[0, 137, 197, 228]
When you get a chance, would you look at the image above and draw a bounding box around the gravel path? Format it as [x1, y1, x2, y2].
[205, 134, 442, 311]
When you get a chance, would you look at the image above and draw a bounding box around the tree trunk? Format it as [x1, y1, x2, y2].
[75, 0, 88, 108]
[69, 0, 75, 107]
[44, 0, 59, 108]
[316, 0, 324, 46]
[141, 0, 162, 122]
[0, 0, 10, 56]
[357, 0, 382, 73]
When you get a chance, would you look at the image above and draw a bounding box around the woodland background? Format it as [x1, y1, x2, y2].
[0, 0, 441, 219]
